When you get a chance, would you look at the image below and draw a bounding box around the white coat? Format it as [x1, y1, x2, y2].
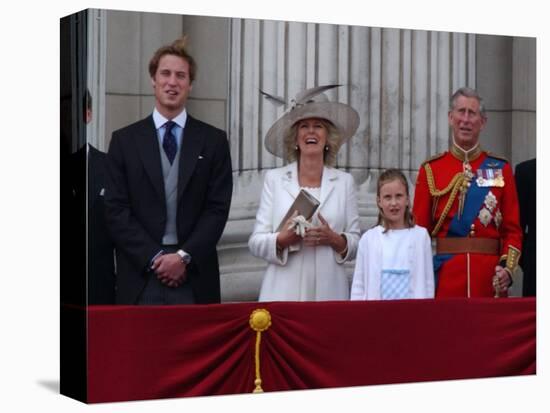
[248, 162, 360, 301]
[350, 225, 435, 300]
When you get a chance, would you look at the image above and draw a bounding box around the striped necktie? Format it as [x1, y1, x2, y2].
[162, 121, 177, 164]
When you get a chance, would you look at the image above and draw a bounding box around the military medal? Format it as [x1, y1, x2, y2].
[476, 168, 504, 187]
[476, 169, 486, 186]
[494, 173, 505, 187]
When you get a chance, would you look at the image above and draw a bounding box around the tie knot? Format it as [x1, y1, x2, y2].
[164, 121, 176, 134]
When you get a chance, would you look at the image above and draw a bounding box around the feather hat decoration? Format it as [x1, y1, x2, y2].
[262, 84, 359, 159]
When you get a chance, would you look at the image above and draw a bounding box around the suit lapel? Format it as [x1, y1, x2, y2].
[281, 162, 300, 199]
[177, 116, 205, 202]
[88, 145, 101, 200]
[280, 163, 337, 203]
[319, 166, 338, 208]
[135, 116, 165, 201]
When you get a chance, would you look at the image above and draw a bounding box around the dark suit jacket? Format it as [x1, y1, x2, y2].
[88, 145, 116, 304]
[61, 141, 86, 306]
[104, 114, 233, 304]
[515, 158, 536, 297]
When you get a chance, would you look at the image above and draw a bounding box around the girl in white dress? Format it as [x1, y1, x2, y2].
[351, 169, 434, 300]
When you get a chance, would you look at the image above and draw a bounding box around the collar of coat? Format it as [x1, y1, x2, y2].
[450, 139, 483, 163]
[280, 162, 339, 207]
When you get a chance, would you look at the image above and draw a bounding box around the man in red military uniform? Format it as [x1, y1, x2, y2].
[413, 87, 522, 298]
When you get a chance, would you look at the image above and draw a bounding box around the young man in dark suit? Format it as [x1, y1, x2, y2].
[104, 37, 233, 305]
[65, 90, 116, 305]
[84, 90, 116, 304]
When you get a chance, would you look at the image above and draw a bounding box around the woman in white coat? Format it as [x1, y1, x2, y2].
[249, 85, 361, 301]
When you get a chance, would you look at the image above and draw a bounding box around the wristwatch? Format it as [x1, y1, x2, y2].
[176, 249, 192, 264]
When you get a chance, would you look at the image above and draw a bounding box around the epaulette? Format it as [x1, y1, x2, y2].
[486, 151, 509, 164]
[421, 152, 446, 166]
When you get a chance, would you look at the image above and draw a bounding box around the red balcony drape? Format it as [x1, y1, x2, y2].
[86, 298, 535, 403]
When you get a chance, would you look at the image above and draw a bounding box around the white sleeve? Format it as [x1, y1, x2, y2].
[248, 172, 288, 265]
[350, 236, 368, 300]
[335, 173, 361, 264]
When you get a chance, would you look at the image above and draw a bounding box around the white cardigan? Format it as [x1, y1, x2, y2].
[350, 225, 435, 300]
[248, 162, 360, 301]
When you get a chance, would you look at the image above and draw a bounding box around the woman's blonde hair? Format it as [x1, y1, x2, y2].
[376, 168, 415, 232]
[282, 118, 340, 166]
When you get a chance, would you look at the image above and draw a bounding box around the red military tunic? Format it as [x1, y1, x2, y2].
[413, 144, 522, 298]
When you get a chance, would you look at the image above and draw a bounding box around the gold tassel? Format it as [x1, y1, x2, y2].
[424, 164, 465, 236]
[459, 162, 474, 219]
[249, 309, 272, 393]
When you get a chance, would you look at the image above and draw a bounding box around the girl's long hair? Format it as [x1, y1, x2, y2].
[376, 168, 415, 233]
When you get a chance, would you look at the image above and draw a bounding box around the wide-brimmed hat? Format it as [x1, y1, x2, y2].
[263, 85, 360, 159]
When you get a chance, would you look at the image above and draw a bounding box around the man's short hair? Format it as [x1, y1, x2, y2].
[449, 87, 486, 118]
[148, 36, 197, 83]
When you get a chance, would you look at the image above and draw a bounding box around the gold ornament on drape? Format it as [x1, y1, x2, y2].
[249, 309, 272, 393]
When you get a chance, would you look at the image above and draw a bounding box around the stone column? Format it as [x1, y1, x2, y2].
[86, 9, 106, 151]
[102, 10, 184, 151]
[476, 35, 536, 166]
[512, 37, 536, 164]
